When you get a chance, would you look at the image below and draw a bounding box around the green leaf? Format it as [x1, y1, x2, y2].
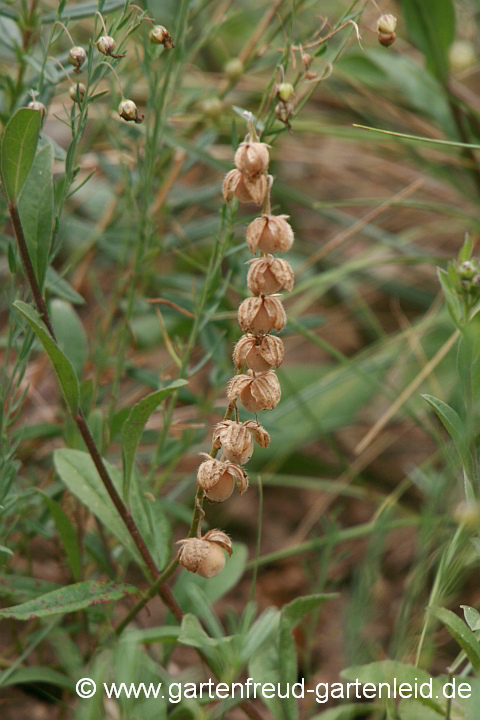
[422, 394, 474, 482]
[1, 108, 41, 202]
[122, 379, 188, 500]
[458, 315, 480, 412]
[0, 544, 13, 556]
[429, 606, 480, 673]
[43, 0, 127, 22]
[39, 491, 82, 582]
[18, 144, 53, 289]
[403, 0, 456, 82]
[0, 580, 139, 620]
[310, 705, 378, 720]
[0, 572, 60, 602]
[0, 666, 75, 691]
[437, 268, 463, 328]
[54, 449, 171, 572]
[178, 614, 227, 678]
[45, 266, 85, 305]
[13, 300, 80, 414]
[459, 235, 473, 262]
[461, 606, 480, 632]
[50, 299, 88, 378]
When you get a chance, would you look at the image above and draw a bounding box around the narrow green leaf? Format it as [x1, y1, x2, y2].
[13, 300, 80, 414]
[403, 0, 455, 82]
[461, 605, 480, 632]
[50, 299, 88, 378]
[0, 572, 60, 602]
[45, 266, 85, 305]
[437, 268, 463, 328]
[1, 108, 41, 202]
[39, 491, 82, 582]
[122, 379, 188, 500]
[0, 545, 13, 556]
[54, 449, 172, 572]
[18, 144, 53, 289]
[0, 581, 140, 620]
[43, 0, 127, 22]
[429, 606, 480, 673]
[422, 394, 474, 482]
[0, 666, 75, 691]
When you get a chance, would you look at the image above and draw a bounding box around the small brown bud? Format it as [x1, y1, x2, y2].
[227, 370, 281, 413]
[118, 99, 144, 123]
[277, 82, 294, 102]
[234, 141, 270, 177]
[223, 169, 267, 205]
[376, 14, 397, 34]
[149, 25, 175, 49]
[177, 530, 232, 577]
[247, 257, 295, 295]
[68, 46, 87, 72]
[378, 32, 396, 47]
[28, 100, 46, 118]
[213, 419, 270, 462]
[234, 333, 284, 372]
[69, 83, 86, 103]
[197, 454, 248, 501]
[246, 214, 294, 254]
[238, 295, 286, 335]
[302, 52, 313, 70]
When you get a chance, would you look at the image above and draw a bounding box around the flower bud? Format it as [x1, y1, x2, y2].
[118, 99, 144, 123]
[28, 100, 46, 118]
[247, 214, 294, 255]
[234, 141, 270, 178]
[225, 57, 244, 80]
[227, 370, 281, 413]
[238, 295, 286, 335]
[68, 46, 87, 72]
[247, 257, 295, 295]
[213, 419, 270, 462]
[177, 530, 232, 577]
[96, 35, 117, 55]
[69, 83, 86, 103]
[277, 82, 294, 102]
[197, 454, 248, 501]
[449, 41, 476, 73]
[376, 14, 397, 34]
[149, 25, 174, 49]
[223, 169, 267, 205]
[234, 333, 284, 372]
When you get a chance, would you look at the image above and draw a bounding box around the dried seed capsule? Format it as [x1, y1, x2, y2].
[213, 419, 270, 461]
[234, 141, 270, 177]
[276, 101, 293, 127]
[225, 57, 244, 80]
[149, 25, 175, 49]
[223, 169, 267, 205]
[97, 35, 116, 55]
[197, 454, 248, 501]
[177, 530, 232, 577]
[213, 421, 253, 464]
[247, 214, 294, 254]
[68, 46, 87, 73]
[449, 41, 476, 73]
[376, 14, 397, 34]
[238, 295, 286, 335]
[247, 257, 295, 295]
[28, 100, 46, 118]
[227, 370, 281, 413]
[69, 83, 86, 103]
[234, 333, 284, 372]
[118, 99, 144, 124]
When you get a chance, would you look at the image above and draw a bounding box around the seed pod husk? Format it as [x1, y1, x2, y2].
[212, 421, 254, 464]
[149, 25, 175, 48]
[247, 256, 294, 295]
[197, 454, 248, 501]
[177, 531, 232, 577]
[118, 99, 144, 124]
[28, 100, 47, 118]
[234, 333, 284, 372]
[234, 141, 270, 177]
[247, 214, 294, 254]
[223, 168, 267, 205]
[238, 295, 286, 335]
[227, 370, 281, 413]
[69, 83, 86, 103]
[68, 46, 87, 72]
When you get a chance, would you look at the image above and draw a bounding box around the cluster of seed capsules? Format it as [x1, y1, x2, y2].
[27, 16, 174, 123]
[177, 132, 295, 579]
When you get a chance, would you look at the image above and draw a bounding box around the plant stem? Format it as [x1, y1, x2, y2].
[8, 201, 183, 623]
